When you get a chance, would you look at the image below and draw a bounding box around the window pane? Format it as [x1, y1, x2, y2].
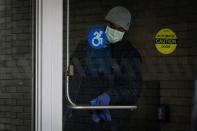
[63, 0, 196, 131]
[0, 0, 35, 131]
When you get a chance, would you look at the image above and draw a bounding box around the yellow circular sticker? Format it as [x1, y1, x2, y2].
[155, 28, 177, 55]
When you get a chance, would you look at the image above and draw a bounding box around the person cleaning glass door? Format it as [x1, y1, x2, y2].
[65, 6, 142, 131]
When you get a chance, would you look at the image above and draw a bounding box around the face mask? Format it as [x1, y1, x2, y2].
[105, 26, 125, 44]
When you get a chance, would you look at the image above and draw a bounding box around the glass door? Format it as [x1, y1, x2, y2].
[64, 0, 140, 109]
[30, 0, 197, 131]
[63, 0, 197, 131]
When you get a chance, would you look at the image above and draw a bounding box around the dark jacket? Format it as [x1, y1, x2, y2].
[64, 40, 142, 131]
[69, 39, 142, 105]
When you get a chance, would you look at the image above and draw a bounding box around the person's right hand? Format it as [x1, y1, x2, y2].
[90, 93, 112, 123]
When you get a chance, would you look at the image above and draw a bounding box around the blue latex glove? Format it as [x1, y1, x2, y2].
[90, 93, 112, 123]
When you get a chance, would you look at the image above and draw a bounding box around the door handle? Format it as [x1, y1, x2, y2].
[68, 105, 138, 110]
[65, 66, 138, 110]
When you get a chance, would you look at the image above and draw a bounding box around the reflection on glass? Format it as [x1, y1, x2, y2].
[63, 0, 196, 131]
[67, 5, 142, 107]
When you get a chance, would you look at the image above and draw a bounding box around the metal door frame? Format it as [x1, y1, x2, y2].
[35, 0, 63, 131]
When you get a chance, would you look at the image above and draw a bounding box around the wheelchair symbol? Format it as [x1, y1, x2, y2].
[88, 26, 107, 49]
[92, 31, 103, 47]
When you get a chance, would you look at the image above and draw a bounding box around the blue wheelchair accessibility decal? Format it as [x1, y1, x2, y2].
[88, 26, 107, 49]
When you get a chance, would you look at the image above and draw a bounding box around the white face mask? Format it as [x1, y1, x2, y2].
[105, 26, 125, 44]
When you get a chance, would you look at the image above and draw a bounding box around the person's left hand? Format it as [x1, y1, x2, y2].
[90, 93, 112, 123]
